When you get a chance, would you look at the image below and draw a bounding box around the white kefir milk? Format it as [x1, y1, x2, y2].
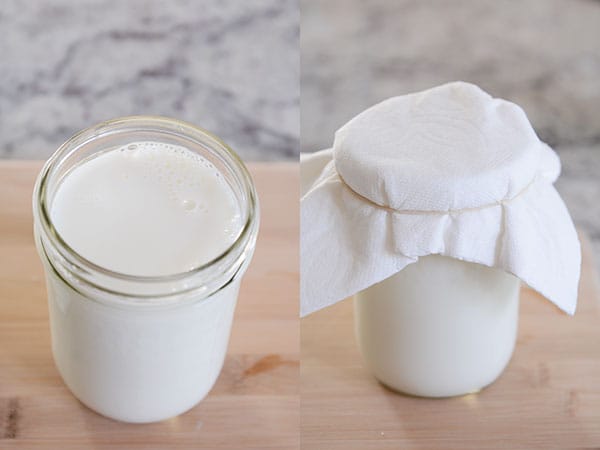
[355, 255, 520, 397]
[33, 118, 258, 423]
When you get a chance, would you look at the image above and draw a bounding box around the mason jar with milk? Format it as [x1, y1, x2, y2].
[33, 116, 259, 422]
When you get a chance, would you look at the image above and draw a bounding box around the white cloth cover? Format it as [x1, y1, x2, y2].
[301, 82, 581, 317]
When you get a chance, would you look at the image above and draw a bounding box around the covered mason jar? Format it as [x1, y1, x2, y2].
[300, 82, 580, 397]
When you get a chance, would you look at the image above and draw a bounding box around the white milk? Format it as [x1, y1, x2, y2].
[354, 255, 520, 397]
[45, 269, 240, 423]
[50, 142, 242, 276]
[37, 141, 251, 423]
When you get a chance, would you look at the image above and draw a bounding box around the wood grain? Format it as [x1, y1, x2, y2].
[301, 233, 600, 449]
[0, 161, 299, 449]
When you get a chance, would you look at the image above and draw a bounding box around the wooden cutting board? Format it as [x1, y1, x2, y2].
[0, 161, 299, 449]
[301, 234, 600, 449]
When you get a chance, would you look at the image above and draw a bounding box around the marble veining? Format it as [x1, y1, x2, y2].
[0, 0, 299, 160]
[302, 0, 600, 272]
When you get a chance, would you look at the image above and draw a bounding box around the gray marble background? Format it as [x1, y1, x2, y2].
[2, 0, 599, 267]
[0, 0, 299, 160]
[302, 0, 600, 268]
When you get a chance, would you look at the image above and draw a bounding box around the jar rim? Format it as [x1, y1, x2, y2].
[33, 115, 259, 304]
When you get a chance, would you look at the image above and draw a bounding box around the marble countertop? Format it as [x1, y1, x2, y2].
[0, 0, 299, 161]
[302, 0, 600, 270]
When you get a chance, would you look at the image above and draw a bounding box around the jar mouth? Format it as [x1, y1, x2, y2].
[33, 116, 259, 305]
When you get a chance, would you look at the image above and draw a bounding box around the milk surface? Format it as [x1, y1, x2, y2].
[51, 142, 242, 275]
[39, 141, 248, 423]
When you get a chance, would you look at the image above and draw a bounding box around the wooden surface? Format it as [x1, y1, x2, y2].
[301, 235, 600, 449]
[0, 161, 299, 449]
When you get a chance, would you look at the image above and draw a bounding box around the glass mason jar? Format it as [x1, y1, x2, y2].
[354, 255, 520, 398]
[32, 116, 259, 423]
